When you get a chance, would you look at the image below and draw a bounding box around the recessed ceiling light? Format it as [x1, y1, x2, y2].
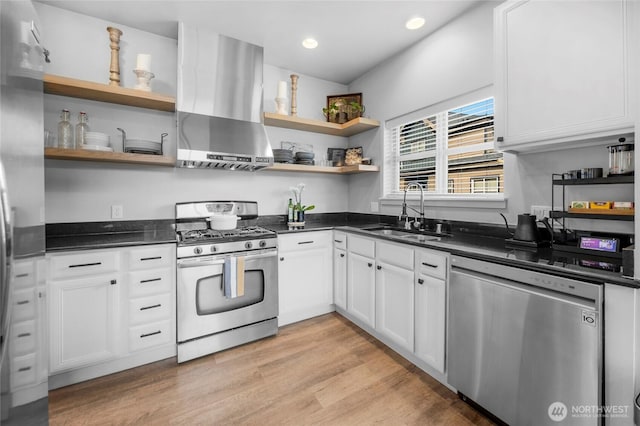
[405, 16, 425, 30]
[302, 38, 318, 49]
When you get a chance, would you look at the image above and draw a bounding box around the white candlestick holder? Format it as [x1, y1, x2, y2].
[275, 97, 288, 115]
[133, 69, 154, 92]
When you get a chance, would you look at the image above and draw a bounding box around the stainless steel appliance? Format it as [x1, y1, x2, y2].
[176, 24, 273, 170]
[448, 255, 602, 426]
[176, 201, 278, 363]
[0, 1, 48, 423]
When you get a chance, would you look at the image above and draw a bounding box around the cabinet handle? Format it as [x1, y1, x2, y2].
[368, 262, 373, 267]
[140, 330, 161, 338]
[140, 278, 161, 284]
[69, 262, 101, 268]
[18, 367, 31, 372]
[110, 279, 117, 285]
[418, 278, 424, 285]
[17, 333, 31, 338]
[297, 241, 314, 245]
[140, 304, 161, 311]
[334, 240, 343, 243]
[16, 300, 29, 305]
[280, 257, 284, 261]
[421, 262, 438, 269]
[340, 253, 345, 258]
[140, 256, 162, 261]
[376, 265, 382, 270]
[15, 273, 29, 278]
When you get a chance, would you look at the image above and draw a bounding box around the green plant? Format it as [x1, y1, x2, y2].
[322, 102, 339, 117]
[289, 183, 316, 213]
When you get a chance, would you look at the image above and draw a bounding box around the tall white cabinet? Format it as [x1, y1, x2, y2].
[494, 0, 634, 152]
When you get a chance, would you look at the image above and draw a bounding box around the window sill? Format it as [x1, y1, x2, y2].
[380, 194, 506, 209]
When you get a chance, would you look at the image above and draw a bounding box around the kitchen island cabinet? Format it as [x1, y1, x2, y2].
[47, 243, 176, 389]
[278, 231, 333, 326]
[494, 0, 633, 152]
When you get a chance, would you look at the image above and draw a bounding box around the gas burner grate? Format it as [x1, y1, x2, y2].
[178, 226, 275, 243]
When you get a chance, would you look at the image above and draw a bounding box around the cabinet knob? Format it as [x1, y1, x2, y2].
[497, 136, 504, 142]
[110, 279, 117, 285]
[340, 253, 345, 258]
[418, 278, 424, 285]
[280, 257, 284, 261]
[367, 262, 373, 267]
[376, 265, 382, 270]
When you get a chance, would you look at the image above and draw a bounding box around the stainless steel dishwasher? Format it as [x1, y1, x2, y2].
[448, 255, 603, 426]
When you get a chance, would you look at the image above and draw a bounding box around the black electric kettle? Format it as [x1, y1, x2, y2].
[500, 213, 552, 244]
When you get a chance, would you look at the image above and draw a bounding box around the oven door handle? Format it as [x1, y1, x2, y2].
[177, 250, 277, 268]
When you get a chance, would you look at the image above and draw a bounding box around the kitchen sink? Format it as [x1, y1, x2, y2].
[363, 227, 441, 242]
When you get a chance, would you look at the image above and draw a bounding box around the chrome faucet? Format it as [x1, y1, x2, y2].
[399, 182, 425, 230]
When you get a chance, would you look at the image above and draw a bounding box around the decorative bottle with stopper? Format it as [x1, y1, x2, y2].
[57, 109, 73, 149]
[75, 111, 89, 148]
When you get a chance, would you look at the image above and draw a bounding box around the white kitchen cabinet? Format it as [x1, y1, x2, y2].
[375, 241, 415, 353]
[333, 231, 347, 310]
[414, 248, 447, 374]
[49, 270, 121, 373]
[494, 0, 633, 152]
[347, 235, 376, 328]
[278, 231, 333, 326]
[47, 243, 176, 389]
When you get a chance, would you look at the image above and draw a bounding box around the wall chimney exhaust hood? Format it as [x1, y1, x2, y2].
[176, 23, 273, 171]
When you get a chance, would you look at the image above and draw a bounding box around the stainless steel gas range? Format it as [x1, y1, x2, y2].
[175, 201, 278, 363]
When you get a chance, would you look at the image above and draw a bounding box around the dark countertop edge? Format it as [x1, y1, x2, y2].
[46, 236, 176, 252]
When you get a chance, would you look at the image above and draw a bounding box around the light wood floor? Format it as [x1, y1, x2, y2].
[49, 313, 495, 425]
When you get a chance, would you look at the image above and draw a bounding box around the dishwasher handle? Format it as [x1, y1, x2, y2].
[451, 266, 599, 311]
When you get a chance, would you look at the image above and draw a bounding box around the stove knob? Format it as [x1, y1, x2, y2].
[259, 240, 267, 248]
[245, 241, 253, 250]
[210, 245, 217, 253]
[194, 247, 203, 255]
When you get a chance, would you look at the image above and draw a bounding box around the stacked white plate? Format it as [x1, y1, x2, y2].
[124, 139, 162, 155]
[85, 132, 110, 147]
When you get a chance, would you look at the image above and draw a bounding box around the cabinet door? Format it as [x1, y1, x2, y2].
[347, 252, 376, 328]
[278, 242, 332, 326]
[375, 261, 414, 352]
[415, 273, 446, 374]
[49, 274, 120, 373]
[333, 248, 347, 310]
[495, 0, 632, 151]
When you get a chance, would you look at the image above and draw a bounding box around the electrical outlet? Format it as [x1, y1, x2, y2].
[530, 205, 551, 219]
[111, 204, 123, 219]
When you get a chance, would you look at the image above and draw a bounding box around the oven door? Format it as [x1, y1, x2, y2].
[177, 249, 278, 343]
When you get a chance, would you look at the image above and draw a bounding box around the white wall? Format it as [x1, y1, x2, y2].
[37, 4, 351, 223]
[346, 1, 633, 235]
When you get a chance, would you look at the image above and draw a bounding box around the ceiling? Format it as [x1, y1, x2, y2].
[36, 0, 482, 84]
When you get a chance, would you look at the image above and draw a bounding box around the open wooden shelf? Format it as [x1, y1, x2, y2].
[550, 209, 634, 221]
[44, 147, 175, 167]
[266, 163, 379, 174]
[43, 74, 176, 112]
[264, 112, 380, 137]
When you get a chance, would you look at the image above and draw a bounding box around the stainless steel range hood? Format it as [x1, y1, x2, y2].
[176, 23, 273, 171]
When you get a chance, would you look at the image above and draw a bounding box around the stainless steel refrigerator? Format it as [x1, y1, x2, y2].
[0, 0, 47, 424]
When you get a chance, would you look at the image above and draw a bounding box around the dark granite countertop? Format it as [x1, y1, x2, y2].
[46, 220, 176, 252]
[263, 213, 639, 289]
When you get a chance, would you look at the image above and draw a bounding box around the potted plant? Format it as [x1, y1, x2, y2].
[322, 102, 339, 123]
[347, 101, 365, 121]
[289, 183, 315, 223]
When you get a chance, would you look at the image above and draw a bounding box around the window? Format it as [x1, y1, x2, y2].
[384, 97, 502, 197]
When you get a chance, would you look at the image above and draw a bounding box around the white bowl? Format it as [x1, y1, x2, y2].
[207, 214, 239, 230]
[85, 132, 111, 147]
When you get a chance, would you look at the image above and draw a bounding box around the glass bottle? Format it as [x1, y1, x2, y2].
[75, 111, 89, 148]
[57, 109, 73, 149]
[287, 198, 294, 222]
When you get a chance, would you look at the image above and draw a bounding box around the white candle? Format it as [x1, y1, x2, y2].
[277, 81, 287, 99]
[136, 53, 151, 72]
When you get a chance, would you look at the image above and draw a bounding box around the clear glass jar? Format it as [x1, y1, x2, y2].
[75, 111, 89, 148]
[57, 109, 73, 149]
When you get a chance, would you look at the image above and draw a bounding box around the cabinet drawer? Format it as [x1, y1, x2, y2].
[348, 235, 375, 258]
[377, 241, 413, 270]
[333, 231, 347, 250]
[416, 249, 447, 280]
[12, 288, 36, 322]
[49, 250, 120, 279]
[10, 353, 37, 390]
[278, 231, 332, 252]
[128, 267, 173, 298]
[129, 320, 172, 352]
[13, 260, 36, 289]
[129, 293, 172, 325]
[10, 320, 36, 356]
[127, 245, 174, 270]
